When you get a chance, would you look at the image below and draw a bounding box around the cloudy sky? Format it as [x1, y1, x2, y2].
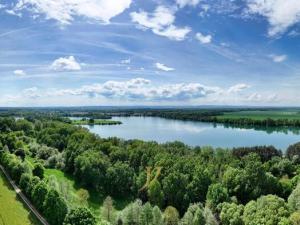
[0, 0, 300, 106]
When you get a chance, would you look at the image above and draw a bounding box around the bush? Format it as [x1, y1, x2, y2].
[288, 184, 300, 212]
[220, 202, 244, 225]
[287, 143, 300, 163]
[243, 195, 290, 225]
[63, 207, 96, 225]
[19, 173, 32, 193]
[206, 183, 229, 211]
[32, 181, 49, 212]
[43, 189, 68, 225]
[164, 206, 179, 225]
[33, 163, 45, 179]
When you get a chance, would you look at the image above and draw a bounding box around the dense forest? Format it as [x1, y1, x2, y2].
[1, 115, 300, 225]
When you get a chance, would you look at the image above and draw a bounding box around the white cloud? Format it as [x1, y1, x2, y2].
[5, 78, 257, 105]
[155, 63, 175, 72]
[228, 83, 250, 93]
[51, 56, 81, 71]
[10, 0, 132, 24]
[5, 9, 22, 17]
[269, 54, 287, 62]
[14, 69, 26, 76]
[19, 78, 223, 101]
[153, 25, 191, 41]
[195, 32, 212, 44]
[121, 58, 131, 64]
[23, 87, 41, 98]
[130, 6, 191, 41]
[246, 92, 277, 102]
[247, 0, 300, 36]
[176, 0, 201, 8]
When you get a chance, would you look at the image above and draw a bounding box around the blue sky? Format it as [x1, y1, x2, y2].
[0, 0, 300, 106]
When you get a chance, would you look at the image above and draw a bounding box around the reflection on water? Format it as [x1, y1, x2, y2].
[80, 116, 300, 151]
[222, 123, 300, 135]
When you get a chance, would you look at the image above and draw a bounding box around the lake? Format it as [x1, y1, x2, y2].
[82, 116, 300, 151]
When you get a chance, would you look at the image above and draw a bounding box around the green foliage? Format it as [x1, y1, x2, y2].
[279, 178, 293, 199]
[186, 166, 211, 203]
[223, 153, 277, 203]
[43, 189, 68, 225]
[163, 206, 179, 225]
[102, 196, 115, 223]
[19, 173, 32, 193]
[63, 207, 96, 225]
[152, 206, 164, 225]
[181, 204, 205, 225]
[162, 171, 189, 213]
[243, 195, 290, 225]
[290, 211, 300, 225]
[140, 202, 153, 225]
[265, 157, 295, 178]
[203, 206, 218, 225]
[77, 188, 90, 205]
[288, 184, 300, 212]
[74, 150, 109, 190]
[287, 142, 300, 163]
[122, 199, 143, 225]
[33, 163, 45, 179]
[105, 162, 134, 197]
[32, 181, 49, 212]
[206, 183, 229, 211]
[147, 179, 164, 207]
[220, 202, 244, 225]
[3, 115, 300, 225]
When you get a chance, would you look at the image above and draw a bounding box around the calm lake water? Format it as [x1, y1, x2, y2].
[82, 116, 300, 151]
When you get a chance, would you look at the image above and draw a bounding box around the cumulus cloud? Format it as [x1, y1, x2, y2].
[130, 6, 191, 41]
[20, 78, 225, 101]
[10, 0, 132, 24]
[228, 83, 251, 93]
[14, 69, 26, 76]
[269, 54, 287, 63]
[155, 63, 175, 72]
[176, 0, 201, 8]
[195, 32, 212, 44]
[51, 56, 81, 71]
[247, 0, 300, 36]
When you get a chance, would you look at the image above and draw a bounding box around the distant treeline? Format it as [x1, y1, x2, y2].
[2, 107, 300, 129]
[215, 117, 300, 127]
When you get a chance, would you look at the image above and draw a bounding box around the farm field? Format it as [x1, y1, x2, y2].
[217, 110, 300, 120]
[0, 171, 40, 225]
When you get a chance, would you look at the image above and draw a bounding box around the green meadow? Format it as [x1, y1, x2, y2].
[43, 168, 131, 221]
[0, 171, 40, 225]
[218, 110, 300, 121]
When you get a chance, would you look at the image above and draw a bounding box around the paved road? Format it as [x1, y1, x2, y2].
[0, 165, 50, 225]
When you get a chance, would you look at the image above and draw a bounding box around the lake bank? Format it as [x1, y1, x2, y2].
[82, 116, 300, 150]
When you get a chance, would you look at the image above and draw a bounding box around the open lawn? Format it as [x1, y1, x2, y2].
[217, 110, 300, 121]
[0, 171, 41, 225]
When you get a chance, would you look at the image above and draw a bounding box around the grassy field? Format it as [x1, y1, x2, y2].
[0, 171, 41, 225]
[44, 168, 131, 220]
[217, 110, 300, 121]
